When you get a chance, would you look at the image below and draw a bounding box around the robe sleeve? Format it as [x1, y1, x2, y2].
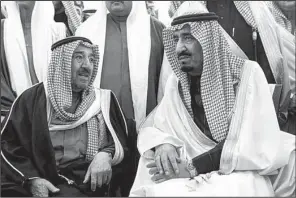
[108, 93, 129, 160]
[192, 141, 224, 174]
[1, 88, 41, 185]
[99, 128, 116, 157]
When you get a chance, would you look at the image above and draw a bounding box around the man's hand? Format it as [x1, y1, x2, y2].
[147, 160, 190, 184]
[152, 143, 181, 177]
[29, 178, 60, 197]
[83, 152, 112, 192]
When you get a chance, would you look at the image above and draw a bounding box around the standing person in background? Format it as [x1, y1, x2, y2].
[146, 1, 158, 19]
[1, 6, 7, 19]
[168, 1, 184, 18]
[53, 1, 84, 36]
[75, 1, 170, 195]
[266, 1, 295, 36]
[205, 0, 295, 135]
[76, 1, 169, 129]
[1, 1, 66, 121]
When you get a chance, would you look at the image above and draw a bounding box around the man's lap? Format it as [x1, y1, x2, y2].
[1, 160, 109, 197]
[1, 178, 108, 197]
[142, 171, 274, 196]
[130, 157, 275, 197]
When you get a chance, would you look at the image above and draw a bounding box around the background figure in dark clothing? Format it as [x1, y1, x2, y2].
[206, 0, 275, 83]
[76, 1, 170, 195]
[1, 6, 7, 19]
[205, 0, 295, 135]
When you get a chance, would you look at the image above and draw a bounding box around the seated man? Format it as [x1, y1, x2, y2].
[168, 1, 296, 135]
[1, 36, 128, 197]
[130, 9, 295, 197]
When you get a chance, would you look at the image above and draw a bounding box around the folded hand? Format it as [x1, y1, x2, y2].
[147, 159, 190, 184]
[153, 143, 181, 177]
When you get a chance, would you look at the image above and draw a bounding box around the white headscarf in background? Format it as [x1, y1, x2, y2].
[76, 1, 151, 128]
[62, 1, 82, 34]
[3, 1, 66, 96]
[265, 1, 294, 34]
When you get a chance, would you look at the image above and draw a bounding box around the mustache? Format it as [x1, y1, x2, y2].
[111, 1, 124, 4]
[177, 52, 191, 60]
[77, 68, 91, 76]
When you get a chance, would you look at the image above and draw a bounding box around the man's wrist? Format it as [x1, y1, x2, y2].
[99, 151, 112, 161]
[186, 159, 198, 178]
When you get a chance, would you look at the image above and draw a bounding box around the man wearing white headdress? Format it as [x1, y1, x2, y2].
[168, 1, 296, 135]
[75, 1, 171, 129]
[129, 4, 295, 197]
[1, 1, 66, 121]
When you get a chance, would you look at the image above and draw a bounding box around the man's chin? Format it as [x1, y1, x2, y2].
[111, 3, 125, 11]
[72, 82, 89, 92]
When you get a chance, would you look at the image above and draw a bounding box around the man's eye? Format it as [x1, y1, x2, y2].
[184, 35, 193, 41]
[75, 55, 83, 62]
[173, 37, 179, 43]
[89, 57, 95, 63]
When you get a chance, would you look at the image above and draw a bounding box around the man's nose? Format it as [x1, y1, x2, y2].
[175, 40, 186, 56]
[81, 57, 91, 68]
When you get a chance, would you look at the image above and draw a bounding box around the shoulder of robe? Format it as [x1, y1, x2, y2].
[12, 83, 45, 108]
[242, 60, 266, 81]
[20, 83, 45, 98]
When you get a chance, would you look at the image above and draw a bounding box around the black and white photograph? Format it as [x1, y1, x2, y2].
[0, 1, 295, 197]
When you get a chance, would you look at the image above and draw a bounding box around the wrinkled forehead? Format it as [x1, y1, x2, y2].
[71, 42, 100, 63]
[52, 41, 100, 64]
